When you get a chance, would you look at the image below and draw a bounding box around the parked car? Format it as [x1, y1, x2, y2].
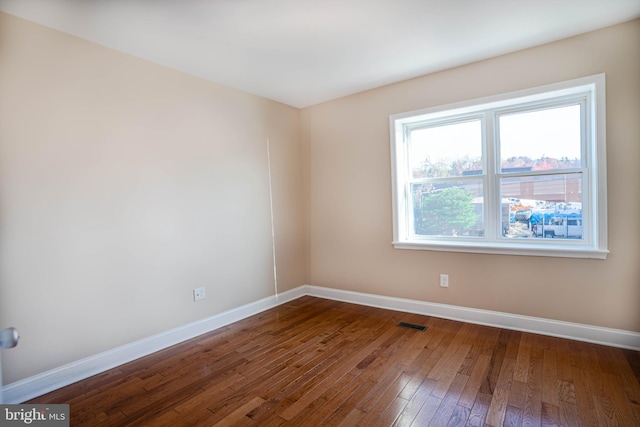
[514, 209, 532, 222]
[531, 213, 582, 239]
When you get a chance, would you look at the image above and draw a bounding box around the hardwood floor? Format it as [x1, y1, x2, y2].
[29, 296, 640, 426]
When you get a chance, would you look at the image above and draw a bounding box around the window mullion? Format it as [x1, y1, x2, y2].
[484, 111, 498, 241]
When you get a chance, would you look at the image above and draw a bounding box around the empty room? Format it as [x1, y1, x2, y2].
[1, 1, 639, 426]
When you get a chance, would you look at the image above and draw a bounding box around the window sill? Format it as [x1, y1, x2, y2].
[392, 240, 609, 259]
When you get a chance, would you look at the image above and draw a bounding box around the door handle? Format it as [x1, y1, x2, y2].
[0, 328, 19, 349]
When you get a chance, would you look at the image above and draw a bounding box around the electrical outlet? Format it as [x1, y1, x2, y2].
[193, 287, 206, 301]
[440, 274, 449, 288]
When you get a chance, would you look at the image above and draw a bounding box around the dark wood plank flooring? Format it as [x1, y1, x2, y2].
[29, 296, 640, 426]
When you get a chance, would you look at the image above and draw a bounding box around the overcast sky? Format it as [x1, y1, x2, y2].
[409, 104, 581, 170]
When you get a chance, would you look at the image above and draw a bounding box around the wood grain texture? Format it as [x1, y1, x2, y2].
[29, 296, 640, 426]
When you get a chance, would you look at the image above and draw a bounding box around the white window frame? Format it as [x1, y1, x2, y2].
[390, 74, 608, 259]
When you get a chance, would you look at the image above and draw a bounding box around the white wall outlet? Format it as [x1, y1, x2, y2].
[440, 274, 449, 288]
[193, 287, 206, 301]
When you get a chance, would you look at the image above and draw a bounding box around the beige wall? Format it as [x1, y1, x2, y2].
[0, 13, 306, 383]
[304, 19, 640, 332]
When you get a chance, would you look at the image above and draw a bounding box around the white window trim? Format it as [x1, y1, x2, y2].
[390, 74, 608, 259]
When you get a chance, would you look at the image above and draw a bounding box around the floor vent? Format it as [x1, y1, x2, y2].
[397, 322, 427, 332]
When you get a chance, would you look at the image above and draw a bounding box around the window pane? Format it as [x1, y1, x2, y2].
[501, 174, 583, 240]
[499, 105, 581, 172]
[411, 181, 483, 237]
[409, 120, 482, 178]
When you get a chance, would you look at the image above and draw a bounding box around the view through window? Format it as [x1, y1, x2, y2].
[499, 105, 583, 240]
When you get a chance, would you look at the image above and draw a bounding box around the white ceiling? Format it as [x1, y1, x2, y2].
[1, 0, 639, 108]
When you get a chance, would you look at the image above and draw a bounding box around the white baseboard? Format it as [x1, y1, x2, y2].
[2, 287, 306, 404]
[303, 285, 640, 351]
[4, 284, 639, 403]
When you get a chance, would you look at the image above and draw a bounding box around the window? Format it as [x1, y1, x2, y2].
[390, 75, 607, 259]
